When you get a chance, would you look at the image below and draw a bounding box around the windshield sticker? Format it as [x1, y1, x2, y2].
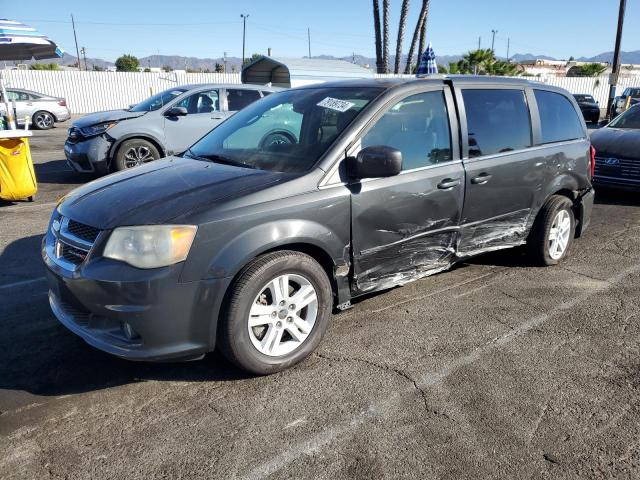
[317, 97, 355, 112]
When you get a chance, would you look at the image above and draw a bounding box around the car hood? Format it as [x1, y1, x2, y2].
[578, 101, 599, 109]
[590, 127, 640, 159]
[72, 109, 147, 129]
[57, 156, 292, 229]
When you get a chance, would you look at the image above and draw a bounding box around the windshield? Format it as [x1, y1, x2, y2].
[609, 105, 640, 129]
[187, 87, 383, 173]
[574, 95, 595, 103]
[129, 88, 187, 112]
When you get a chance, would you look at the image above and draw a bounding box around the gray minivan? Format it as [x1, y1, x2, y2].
[45, 77, 595, 374]
[64, 84, 279, 174]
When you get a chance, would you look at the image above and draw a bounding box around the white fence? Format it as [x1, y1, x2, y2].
[2, 70, 241, 113]
[4, 69, 640, 114]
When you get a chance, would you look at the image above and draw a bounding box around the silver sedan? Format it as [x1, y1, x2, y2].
[1, 87, 71, 129]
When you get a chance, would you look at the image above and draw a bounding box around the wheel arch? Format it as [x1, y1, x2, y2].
[109, 134, 167, 168]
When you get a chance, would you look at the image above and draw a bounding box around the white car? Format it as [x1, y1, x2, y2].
[0, 88, 71, 129]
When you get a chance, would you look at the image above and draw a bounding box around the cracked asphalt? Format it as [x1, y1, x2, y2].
[1, 124, 640, 479]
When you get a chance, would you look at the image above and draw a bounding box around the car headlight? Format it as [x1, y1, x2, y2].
[79, 122, 117, 137]
[103, 225, 197, 269]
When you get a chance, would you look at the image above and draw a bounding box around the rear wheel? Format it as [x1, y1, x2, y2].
[527, 195, 575, 266]
[259, 131, 294, 148]
[114, 139, 160, 171]
[33, 111, 55, 130]
[219, 251, 332, 375]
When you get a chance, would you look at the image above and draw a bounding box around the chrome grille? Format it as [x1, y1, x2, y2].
[61, 243, 89, 264]
[49, 215, 100, 270]
[595, 156, 640, 182]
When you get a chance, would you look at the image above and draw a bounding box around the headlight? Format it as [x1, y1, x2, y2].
[103, 225, 197, 269]
[79, 122, 117, 137]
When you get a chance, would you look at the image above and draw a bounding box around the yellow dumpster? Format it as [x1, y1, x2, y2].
[0, 131, 37, 202]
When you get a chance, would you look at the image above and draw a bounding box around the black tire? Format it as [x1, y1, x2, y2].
[527, 195, 576, 266]
[32, 111, 55, 130]
[259, 131, 294, 148]
[113, 139, 160, 171]
[219, 250, 332, 375]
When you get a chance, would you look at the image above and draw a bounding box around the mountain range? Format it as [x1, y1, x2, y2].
[25, 50, 640, 71]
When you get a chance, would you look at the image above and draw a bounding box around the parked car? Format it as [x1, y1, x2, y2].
[64, 84, 279, 174]
[610, 87, 640, 117]
[573, 94, 600, 124]
[44, 77, 594, 374]
[0, 88, 70, 129]
[590, 103, 640, 189]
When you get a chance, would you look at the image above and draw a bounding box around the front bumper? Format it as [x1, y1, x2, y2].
[594, 175, 640, 190]
[64, 135, 111, 174]
[42, 227, 230, 361]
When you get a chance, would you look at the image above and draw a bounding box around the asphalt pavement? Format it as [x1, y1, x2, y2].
[1, 122, 639, 479]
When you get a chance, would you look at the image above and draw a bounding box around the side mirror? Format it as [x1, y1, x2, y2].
[348, 145, 402, 180]
[165, 106, 188, 117]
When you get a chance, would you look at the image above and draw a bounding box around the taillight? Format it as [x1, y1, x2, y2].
[58, 99, 67, 107]
[589, 145, 596, 180]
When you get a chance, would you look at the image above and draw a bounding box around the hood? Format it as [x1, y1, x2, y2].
[72, 109, 147, 129]
[578, 101, 599, 109]
[590, 127, 640, 160]
[58, 157, 292, 229]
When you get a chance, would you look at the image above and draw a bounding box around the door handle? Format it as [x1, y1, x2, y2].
[470, 173, 492, 185]
[437, 178, 461, 189]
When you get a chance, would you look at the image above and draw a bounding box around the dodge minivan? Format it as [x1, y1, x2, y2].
[44, 77, 595, 374]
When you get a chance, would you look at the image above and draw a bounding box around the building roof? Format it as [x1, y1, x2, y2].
[242, 56, 373, 87]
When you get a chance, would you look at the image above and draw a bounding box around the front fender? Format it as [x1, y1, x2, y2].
[203, 219, 346, 280]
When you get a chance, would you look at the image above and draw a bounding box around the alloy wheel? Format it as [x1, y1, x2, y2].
[247, 273, 318, 357]
[548, 209, 571, 260]
[35, 112, 53, 129]
[124, 146, 155, 168]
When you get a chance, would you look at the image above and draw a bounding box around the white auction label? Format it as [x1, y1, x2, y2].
[317, 97, 355, 112]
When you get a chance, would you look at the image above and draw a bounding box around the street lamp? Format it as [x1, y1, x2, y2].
[491, 29, 498, 52]
[240, 14, 249, 66]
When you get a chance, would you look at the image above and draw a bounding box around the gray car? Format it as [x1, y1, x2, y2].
[44, 77, 594, 374]
[64, 84, 279, 174]
[0, 87, 70, 129]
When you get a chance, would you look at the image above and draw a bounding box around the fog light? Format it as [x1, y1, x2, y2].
[122, 322, 140, 340]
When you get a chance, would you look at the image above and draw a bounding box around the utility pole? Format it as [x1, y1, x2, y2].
[506, 38, 510, 61]
[80, 47, 88, 70]
[478, 36, 481, 50]
[307, 28, 311, 58]
[223, 52, 227, 73]
[71, 14, 81, 70]
[607, 0, 627, 119]
[491, 29, 498, 52]
[240, 14, 249, 66]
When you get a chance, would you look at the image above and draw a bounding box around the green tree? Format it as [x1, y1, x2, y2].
[162, 65, 173, 72]
[215, 62, 224, 73]
[451, 48, 519, 76]
[92, 65, 104, 71]
[567, 63, 607, 77]
[115, 54, 139, 72]
[30, 63, 60, 70]
[242, 53, 262, 66]
[143, 67, 151, 72]
[437, 64, 448, 74]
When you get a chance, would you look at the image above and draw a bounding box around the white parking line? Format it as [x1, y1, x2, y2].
[0, 276, 47, 291]
[239, 262, 640, 480]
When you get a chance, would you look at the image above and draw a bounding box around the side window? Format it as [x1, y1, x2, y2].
[462, 89, 531, 158]
[534, 90, 585, 144]
[361, 90, 452, 170]
[227, 89, 261, 111]
[176, 89, 219, 114]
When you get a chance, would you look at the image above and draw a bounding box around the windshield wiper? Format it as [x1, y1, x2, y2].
[184, 151, 256, 169]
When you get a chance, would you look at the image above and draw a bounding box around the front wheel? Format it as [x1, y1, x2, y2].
[527, 195, 576, 266]
[218, 251, 332, 375]
[114, 139, 160, 171]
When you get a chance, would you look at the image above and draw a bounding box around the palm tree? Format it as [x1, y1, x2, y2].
[382, 0, 390, 73]
[404, 0, 429, 74]
[372, 0, 383, 73]
[394, 0, 410, 74]
[417, 0, 430, 65]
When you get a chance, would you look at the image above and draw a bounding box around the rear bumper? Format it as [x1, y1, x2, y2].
[64, 136, 111, 174]
[43, 232, 230, 361]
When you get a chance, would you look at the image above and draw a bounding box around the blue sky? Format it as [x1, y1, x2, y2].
[3, 0, 638, 61]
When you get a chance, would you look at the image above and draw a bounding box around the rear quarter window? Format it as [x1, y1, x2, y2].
[534, 90, 585, 144]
